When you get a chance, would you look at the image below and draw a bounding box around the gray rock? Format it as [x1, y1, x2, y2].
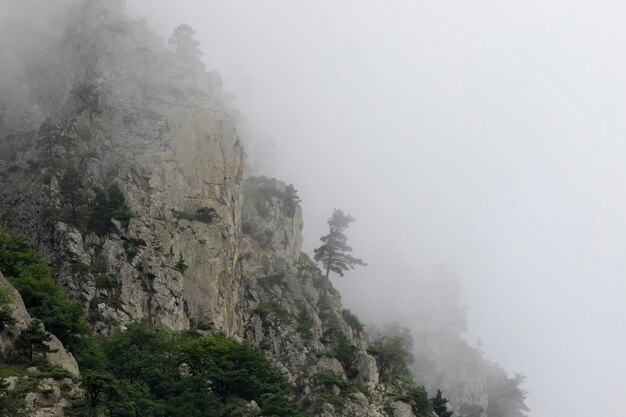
[393, 401, 416, 417]
[315, 357, 346, 377]
[356, 352, 379, 388]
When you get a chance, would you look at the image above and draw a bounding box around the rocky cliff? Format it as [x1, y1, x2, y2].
[0, 0, 244, 336]
[0, 1, 435, 416]
[0, 1, 529, 416]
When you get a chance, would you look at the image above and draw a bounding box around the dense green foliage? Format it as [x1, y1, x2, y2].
[400, 385, 433, 417]
[314, 209, 366, 278]
[70, 322, 307, 417]
[14, 319, 57, 362]
[0, 230, 89, 351]
[60, 166, 86, 225]
[367, 335, 413, 382]
[431, 389, 454, 417]
[0, 287, 15, 331]
[87, 183, 133, 235]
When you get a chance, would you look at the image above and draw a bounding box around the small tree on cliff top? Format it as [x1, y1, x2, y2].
[314, 209, 366, 278]
[169, 24, 203, 64]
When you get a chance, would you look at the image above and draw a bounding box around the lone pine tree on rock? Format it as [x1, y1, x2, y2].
[432, 389, 454, 417]
[15, 319, 57, 362]
[169, 24, 203, 65]
[314, 209, 366, 278]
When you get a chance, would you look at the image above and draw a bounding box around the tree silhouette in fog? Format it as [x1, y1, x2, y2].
[314, 209, 366, 278]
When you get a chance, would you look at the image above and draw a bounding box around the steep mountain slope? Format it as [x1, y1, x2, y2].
[0, 1, 438, 416]
[0, 0, 244, 335]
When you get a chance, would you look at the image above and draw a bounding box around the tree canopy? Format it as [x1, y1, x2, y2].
[169, 24, 203, 64]
[431, 389, 454, 417]
[314, 209, 366, 278]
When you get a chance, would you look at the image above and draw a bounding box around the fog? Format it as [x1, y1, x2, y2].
[123, 2, 626, 416]
[4, 0, 626, 416]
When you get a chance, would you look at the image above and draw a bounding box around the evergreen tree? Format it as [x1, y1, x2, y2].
[59, 166, 85, 225]
[38, 118, 61, 164]
[15, 319, 57, 362]
[87, 182, 133, 235]
[314, 209, 366, 278]
[57, 116, 78, 166]
[432, 389, 454, 417]
[169, 24, 203, 64]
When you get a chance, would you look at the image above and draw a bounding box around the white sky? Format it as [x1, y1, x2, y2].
[124, 2, 626, 416]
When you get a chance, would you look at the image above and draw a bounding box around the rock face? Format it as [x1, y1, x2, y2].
[239, 177, 408, 417]
[0, 0, 244, 335]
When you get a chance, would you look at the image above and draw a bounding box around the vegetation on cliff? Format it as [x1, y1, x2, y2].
[0, 229, 307, 417]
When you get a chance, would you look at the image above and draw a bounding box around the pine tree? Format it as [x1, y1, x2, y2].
[38, 118, 61, 163]
[169, 24, 203, 64]
[59, 166, 85, 226]
[314, 209, 366, 278]
[15, 319, 57, 362]
[432, 389, 454, 417]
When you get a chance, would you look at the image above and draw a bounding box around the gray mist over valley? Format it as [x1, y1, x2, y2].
[2, 1, 626, 417]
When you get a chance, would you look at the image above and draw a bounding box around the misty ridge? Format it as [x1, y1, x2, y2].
[2, 1, 624, 417]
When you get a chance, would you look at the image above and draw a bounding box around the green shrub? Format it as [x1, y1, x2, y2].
[171, 206, 218, 224]
[243, 177, 301, 219]
[84, 322, 307, 417]
[312, 392, 346, 413]
[322, 326, 358, 378]
[313, 371, 356, 393]
[0, 308, 15, 331]
[0, 230, 39, 279]
[407, 385, 433, 417]
[174, 253, 188, 274]
[367, 336, 413, 382]
[296, 312, 313, 342]
[95, 274, 120, 291]
[87, 183, 133, 235]
[195, 207, 217, 223]
[0, 288, 15, 331]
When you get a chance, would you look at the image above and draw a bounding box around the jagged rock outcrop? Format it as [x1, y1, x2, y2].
[0, 0, 244, 335]
[239, 177, 413, 417]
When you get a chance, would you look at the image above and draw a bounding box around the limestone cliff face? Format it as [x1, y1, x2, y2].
[0, 0, 244, 335]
